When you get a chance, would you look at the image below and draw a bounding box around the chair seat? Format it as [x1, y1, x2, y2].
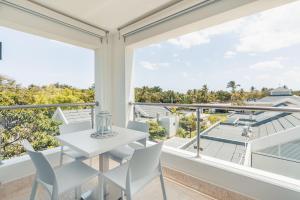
[108, 145, 135, 162]
[103, 163, 160, 195]
[54, 161, 98, 194]
[64, 148, 87, 160]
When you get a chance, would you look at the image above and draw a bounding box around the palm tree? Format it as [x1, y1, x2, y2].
[201, 84, 209, 103]
[226, 81, 240, 93]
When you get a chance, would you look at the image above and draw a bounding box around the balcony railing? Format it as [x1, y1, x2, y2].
[130, 102, 300, 158]
[0, 102, 99, 163]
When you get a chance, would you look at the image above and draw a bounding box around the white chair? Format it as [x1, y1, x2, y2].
[108, 121, 149, 164]
[22, 140, 98, 200]
[100, 142, 167, 200]
[59, 121, 91, 165]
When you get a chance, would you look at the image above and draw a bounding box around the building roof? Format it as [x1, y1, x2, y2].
[135, 105, 170, 118]
[53, 108, 92, 124]
[185, 138, 246, 164]
[256, 95, 300, 103]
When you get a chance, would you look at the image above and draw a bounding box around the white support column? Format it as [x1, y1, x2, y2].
[94, 38, 112, 114]
[110, 34, 135, 127]
[94, 33, 135, 127]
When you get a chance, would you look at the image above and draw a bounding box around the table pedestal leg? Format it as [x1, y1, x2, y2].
[99, 154, 109, 200]
[87, 154, 109, 200]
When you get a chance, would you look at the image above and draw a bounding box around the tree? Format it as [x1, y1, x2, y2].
[179, 114, 196, 138]
[147, 120, 166, 141]
[0, 74, 95, 159]
[226, 81, 240, 93]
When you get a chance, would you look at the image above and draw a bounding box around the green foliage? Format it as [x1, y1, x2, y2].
[178, 114, 197, 138]
[135, 84, 269, 104]
[147, 120, 166, 141]
[0, 76, 94, 159]
[208, 114, 228, 124]
[179, 114, 196, 132]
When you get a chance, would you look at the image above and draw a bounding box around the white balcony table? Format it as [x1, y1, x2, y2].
[56, 125, 149, 199]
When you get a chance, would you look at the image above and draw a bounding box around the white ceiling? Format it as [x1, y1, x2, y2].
[31, 0, 176, 31]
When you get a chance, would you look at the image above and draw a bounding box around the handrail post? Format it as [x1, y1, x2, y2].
[133, 104, 136, 121]
[196, 107, 201, 158]
[0, 125, 3, 165]
[0, 132, 2, 165]
[91, 106, 95, 129]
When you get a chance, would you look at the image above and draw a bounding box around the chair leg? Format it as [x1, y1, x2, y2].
[160, 174, 167, 200]
[125, 192, 132, 200]
[29, 179, 38, 200]
[75, 186, 81, 200]
[51, 187, 59, 200]
[118, 190, 125, 200]
[99, 175, 104, 200]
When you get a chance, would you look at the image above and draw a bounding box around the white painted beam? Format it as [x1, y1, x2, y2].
[119, 0, 205, 35]
[124, 0, 297, 48]
[0, 1, 103, 49]
[1, 0, 107, 37]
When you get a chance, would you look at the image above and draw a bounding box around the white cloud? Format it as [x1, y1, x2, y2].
[168, 33, 210, 48]
[167, 1, 300, 52]
[148, 43, 162, 48]
[224, 51, 236, 58]
[140, 61, 169, 70]
[235, 1, 300, 53]
[249, 60, 284, 70]
[168, 19, 243, 48]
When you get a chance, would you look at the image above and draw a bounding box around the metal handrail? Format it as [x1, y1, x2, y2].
[130, 102, 300, 113]
[0, 102, 99, 110]
[130, 102, 300, 158]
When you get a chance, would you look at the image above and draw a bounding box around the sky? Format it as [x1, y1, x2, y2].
[1, 1, 300, 91]
[0, 27, 94, 89]
[133, 0, 300, 92]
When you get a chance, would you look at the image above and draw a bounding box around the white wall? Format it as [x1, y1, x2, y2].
[0, 147, 71, 184]
[161, 146, 300, 200]
[2, 144, 300, 200]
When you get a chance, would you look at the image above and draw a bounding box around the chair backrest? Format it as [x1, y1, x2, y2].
[127, 121, 149, 133]
[59, 121, 92, 135]
[127, 142, 163, 182]
[22, 140, 56, 187]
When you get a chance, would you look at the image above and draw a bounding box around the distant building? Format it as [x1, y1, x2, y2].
[134, 105, 178, 138]
[134, 105, 171, 118]
[269, 87, 292, 96]
[246, 87, 300, 106]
